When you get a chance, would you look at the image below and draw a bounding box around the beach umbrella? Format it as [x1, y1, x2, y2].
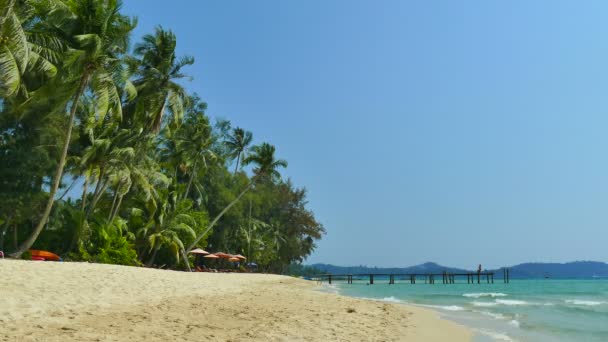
[234, 254, 246, 260]
[204, 254, 220, 259]
[189, 248, 209, 255]
[228, 257, 240, 262]
[214, 252, 233, 259]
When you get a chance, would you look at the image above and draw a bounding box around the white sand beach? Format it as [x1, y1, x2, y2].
[0, 260, 471, 341]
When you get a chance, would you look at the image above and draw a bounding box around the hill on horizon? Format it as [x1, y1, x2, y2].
[310, 261, 608, 278]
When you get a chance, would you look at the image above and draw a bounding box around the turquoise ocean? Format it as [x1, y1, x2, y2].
[324, 278, 608, 341]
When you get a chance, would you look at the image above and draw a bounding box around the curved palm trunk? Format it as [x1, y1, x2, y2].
[109, 194, 124, 221]
[183, 163, 197, 200]
[108, 186, 120, 221]
[11, 74, 90, 258]
[187, 181, 254, 252]
[58, 177, 78, 201]
[233, 152, 241, 174]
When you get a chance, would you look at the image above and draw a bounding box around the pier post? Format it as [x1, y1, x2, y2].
[477, 273, 480, 284]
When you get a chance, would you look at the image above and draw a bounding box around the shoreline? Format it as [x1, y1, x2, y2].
[0, 260, 471, 341]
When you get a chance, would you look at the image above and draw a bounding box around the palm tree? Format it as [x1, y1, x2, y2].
[225, 127, 253, 174]
[11, 0, 136, 257]
[187, 143, 287, 253]
[174, 96, 216, 200]
[0, 0, 58, 97]
[129, 26, 193, 133]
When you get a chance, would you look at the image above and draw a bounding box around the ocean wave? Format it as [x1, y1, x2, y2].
[473, 328, 516, 341]
[472, 301, 498, 307]
[322, 284, 340, 294]
[463, 292, 508, 298]
[381, 296, 403, 303]
[508, 320, 520, 328]
[474, 310, 506, 320]
[495, 299, 529, 306]
[421, 304, 465, 311]
[565, 299, 607, 306]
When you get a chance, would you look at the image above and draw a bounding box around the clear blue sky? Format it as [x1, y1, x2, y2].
[122, 1, 608, 269]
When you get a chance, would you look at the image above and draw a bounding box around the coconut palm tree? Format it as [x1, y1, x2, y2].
[187, 142, 287, 253]
[129, 26, 193, 133]
[0, 0, 58, 97]
[11, 0, 136, 257]
[173, 95, 215, 200]
[225, 127, 253, 174]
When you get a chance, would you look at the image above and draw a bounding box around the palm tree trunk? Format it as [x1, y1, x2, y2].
[11, 73, 90, 258]
[110, 194, 124, 221]
[88, 178, 108, 217]
[108, 186, 120, 221]
[12, 224, 18, 251]
[146, 246, 161, 267]
[183, 167, 196, 200]
[233, 152, 241, 174]
[80, 176, 89, 212]
[181, 248, 192, 272]
[58, 177, 77, 201]
[187, 181, 254, 252]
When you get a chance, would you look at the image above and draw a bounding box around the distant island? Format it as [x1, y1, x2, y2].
[309, 261, 608, 279]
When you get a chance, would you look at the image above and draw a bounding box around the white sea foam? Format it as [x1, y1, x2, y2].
[463, 292, 508, 298]
[421, 304, 465, 311]
[473, 328, 516, 341]
[495, 299, 529, 306]
[472, 301, 499, 307]
[381, 296, 403, 303]
[474, 310, 506, 320]
[323, 284, 340, 294]
[508, 320, 520, 328]
[565, 299, 606, 306]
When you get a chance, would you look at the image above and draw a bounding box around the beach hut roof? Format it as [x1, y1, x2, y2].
[228, 257, 240, 262]
[189, 248, 209, 255]
[234, 254, 247, 260]
[204, 254, 220, 259]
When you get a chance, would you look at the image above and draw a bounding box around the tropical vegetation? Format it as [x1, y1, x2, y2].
[0, 0, 324, 273]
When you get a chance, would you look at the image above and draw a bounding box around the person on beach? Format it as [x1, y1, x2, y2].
[477, 264, 482, 274]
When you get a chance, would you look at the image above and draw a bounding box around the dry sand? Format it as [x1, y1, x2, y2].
[0, 260, 471, 341]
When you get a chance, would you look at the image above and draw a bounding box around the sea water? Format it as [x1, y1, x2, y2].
[324, 278, 608, 341]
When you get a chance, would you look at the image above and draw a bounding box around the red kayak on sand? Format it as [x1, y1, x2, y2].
[29, 250, 61, 261]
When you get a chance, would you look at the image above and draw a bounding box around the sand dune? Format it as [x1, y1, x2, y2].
[0, 260, 471, 341]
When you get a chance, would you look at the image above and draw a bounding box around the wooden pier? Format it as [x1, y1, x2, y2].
[317, 268, 510, 285]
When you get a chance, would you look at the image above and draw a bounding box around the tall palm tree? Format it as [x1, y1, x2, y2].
[129, 26, 193, 133]
[174, 95, 215, 200]
[11, 0, 136, 257]
[187, 142, 287, 253]
[225, 127, 253, 174]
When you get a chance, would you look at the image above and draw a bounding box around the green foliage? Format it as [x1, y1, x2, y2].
[21, 250, 32, 260]
[0, 0, 324, 272]
[87, 218, 139, 266]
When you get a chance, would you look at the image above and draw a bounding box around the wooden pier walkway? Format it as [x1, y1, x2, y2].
[316, 268, 510, 285]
